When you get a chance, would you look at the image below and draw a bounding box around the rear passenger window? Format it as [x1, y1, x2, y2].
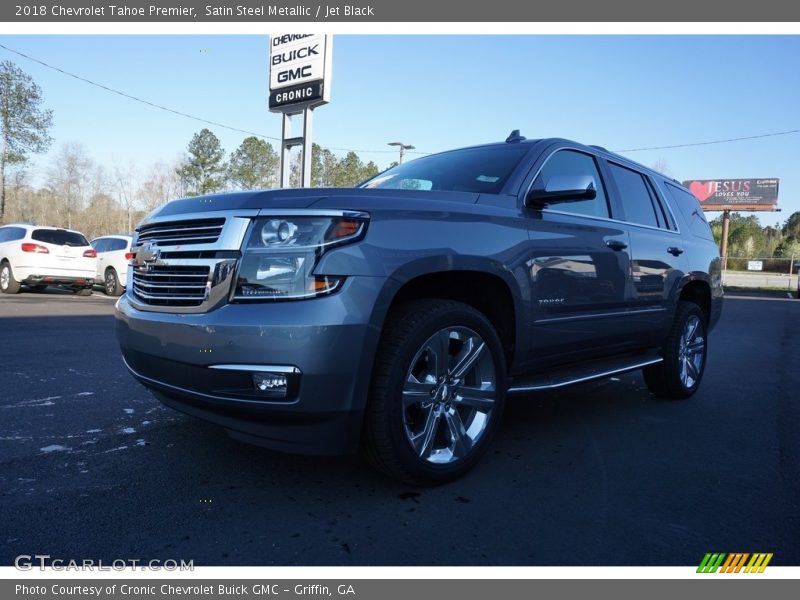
[109, 238, 129, 251]
[533, 150, 610, 218]
[663, 182, 715, 241]
[608, 163, 660, 228]
[0, 226, 26, 242]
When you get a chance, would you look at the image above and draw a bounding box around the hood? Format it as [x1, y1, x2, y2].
[151, 189, 328, 218]
[149, 187, 482, 220]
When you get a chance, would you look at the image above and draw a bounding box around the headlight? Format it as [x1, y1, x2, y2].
[233, 213, 368, 301]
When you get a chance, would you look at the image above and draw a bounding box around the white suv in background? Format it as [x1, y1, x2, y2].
[90, 235, 134, 296]
[0, 224, 97, 295]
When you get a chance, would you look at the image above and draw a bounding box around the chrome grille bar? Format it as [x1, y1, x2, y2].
[132, 264, 210, 307]
[136, 218, 225, 247]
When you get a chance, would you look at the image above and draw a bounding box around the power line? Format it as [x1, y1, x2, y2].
[614, 129, 800, 152]
[0, 43, 283, 142]
[0, 43, 404, 157]
[1, 43, 796, 158]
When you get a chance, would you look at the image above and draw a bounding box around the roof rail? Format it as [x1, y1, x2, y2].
[588, 145, 609, 152]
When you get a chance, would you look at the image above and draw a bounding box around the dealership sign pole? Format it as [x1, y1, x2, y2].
[269, 34, 332, 188]
[683, 178, 780, 272]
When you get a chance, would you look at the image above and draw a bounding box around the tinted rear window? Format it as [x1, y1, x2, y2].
[0, 227, 26, 243]
[32, 229, 89, 247]
[359, 144, 532, 194]
[608, 163, 659, 228]
[663, 183, 715, 241]
[109, 238, 129, 251]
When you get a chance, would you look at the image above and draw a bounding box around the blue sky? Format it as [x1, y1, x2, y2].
[1, 35, 798, 225]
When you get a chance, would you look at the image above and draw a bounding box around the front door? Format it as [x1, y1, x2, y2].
[523, 149, 635, 367]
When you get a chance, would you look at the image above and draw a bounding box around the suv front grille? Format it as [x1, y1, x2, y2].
[137, 218, 225, 247]
[132, 264, 210, 307]
[126, 211, 253, 313]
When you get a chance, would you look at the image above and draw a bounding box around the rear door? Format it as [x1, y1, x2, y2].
[603, 161, 687, 344]
[92, 238, 110, 278]
[106, 237, 132, 281]
[522, 148, 636, 366]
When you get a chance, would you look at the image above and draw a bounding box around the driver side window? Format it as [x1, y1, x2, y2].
[533, 150, 610, 218]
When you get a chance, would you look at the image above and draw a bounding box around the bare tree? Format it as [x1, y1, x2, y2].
[650, 158, 674, 178]
[113, 160, 140, 233]
[47, 143, 93, 229]
[140, 159, 181, 212]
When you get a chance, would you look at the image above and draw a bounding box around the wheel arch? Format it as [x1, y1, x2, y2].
[350, 258, 522, 417]
[388, 271, 516, 368]
[677, 277, 712, 325]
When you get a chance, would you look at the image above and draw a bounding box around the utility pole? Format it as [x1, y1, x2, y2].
[388, 142, 415, 165]
[720, 209, 730, 271]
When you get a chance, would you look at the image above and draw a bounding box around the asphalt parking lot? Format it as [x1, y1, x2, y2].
[0, 287, 798, 566]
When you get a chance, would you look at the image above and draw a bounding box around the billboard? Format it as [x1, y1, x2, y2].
[682, 178, 780, 211]
[269, 34, 332, 112]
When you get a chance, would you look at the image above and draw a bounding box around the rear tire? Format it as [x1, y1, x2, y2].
[363, 299, 507, 485]
[643, 301, 708, 399]
[0, 262, 21, 294]
[104, 268, 123, 296]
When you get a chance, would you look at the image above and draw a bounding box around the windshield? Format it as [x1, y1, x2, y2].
[359, 144, 532, 194]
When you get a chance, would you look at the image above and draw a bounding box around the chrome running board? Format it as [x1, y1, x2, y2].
[507, 354, 663, 394]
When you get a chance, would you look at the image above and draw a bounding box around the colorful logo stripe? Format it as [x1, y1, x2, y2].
[697, 553, 773, 573]
[745, 553, 773, 573]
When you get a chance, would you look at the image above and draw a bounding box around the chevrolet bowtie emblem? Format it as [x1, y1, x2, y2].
[136, 242, 160, 267]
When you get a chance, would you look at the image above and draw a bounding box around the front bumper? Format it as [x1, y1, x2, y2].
[115, 276, 387, 455]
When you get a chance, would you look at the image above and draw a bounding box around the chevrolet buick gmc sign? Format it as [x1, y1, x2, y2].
[269, 34, 332, 112]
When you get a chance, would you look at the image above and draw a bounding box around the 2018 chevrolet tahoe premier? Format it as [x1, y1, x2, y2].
[115, 134, 723, 484]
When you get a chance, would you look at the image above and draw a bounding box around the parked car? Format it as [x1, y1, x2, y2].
[0, 224, 96, 295]
[91, 235, 134, 296]
[115, 134, 723, 484]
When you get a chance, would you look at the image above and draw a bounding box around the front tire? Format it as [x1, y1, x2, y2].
[0, 262, 21, 294]
[104, 268, 123, 296]
[363, 299, 507, 485]
[643, 301, 708, 399]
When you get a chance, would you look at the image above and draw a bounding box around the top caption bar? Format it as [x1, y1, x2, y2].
[3, 0, 800, 22]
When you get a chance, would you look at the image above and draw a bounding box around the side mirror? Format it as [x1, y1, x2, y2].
[527, 174, 597, 207]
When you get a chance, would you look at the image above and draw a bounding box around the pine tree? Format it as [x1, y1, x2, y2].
[227, 136, 279, 190]
[176, 128, 226, 196]
[0, 61, 53, 219]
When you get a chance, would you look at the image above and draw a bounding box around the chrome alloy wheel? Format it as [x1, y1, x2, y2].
[678, 315, 705, 388]
[401, 326, 497, 464]
[0, 265, 9, 291]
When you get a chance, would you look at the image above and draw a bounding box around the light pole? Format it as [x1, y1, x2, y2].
[387, 141, 415, 164]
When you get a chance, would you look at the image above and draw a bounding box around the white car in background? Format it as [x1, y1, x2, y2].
[90, 235, 134, 296]
[0, 224, 97, 295]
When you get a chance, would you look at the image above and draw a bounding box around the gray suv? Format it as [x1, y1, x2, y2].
[115, 135, 723, 484]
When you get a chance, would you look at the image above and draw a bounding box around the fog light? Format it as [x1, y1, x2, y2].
[252, 373, 288, 395]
